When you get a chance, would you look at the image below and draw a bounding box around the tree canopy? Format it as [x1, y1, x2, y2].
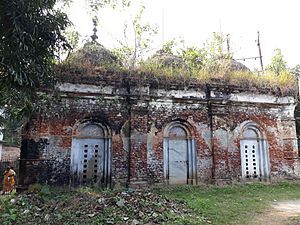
[0, 0, 71, 121]
[266, 48, 288, 75]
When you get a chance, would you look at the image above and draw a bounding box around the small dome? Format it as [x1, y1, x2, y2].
[145, 51, 187, 69]
[65, 42, 120, 67]
[214, 58, 250, 72]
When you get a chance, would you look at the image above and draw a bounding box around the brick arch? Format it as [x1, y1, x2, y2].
[239, 120, 270, 180]
[163, 119, 197, 138]
[163, 120, 197, 185]
[71, 119, 112, 187]
[239, 121, 266, 140]
[72, 118, 112, 138]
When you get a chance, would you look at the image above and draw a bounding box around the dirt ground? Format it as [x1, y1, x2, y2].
[247, 200, 300, 225]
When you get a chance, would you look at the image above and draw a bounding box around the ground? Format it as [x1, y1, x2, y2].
[248, 200, 300, 225]
[2, 182, 300, 224]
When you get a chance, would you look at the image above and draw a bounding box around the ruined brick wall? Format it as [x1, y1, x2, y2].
[20, 88, 130, 187]
[19, 78, 299, 187]
[1, 145, 20, 161]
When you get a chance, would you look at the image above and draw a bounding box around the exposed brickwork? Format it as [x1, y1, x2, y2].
[1, 145, 20, 161]
[18, 78, 299, 188]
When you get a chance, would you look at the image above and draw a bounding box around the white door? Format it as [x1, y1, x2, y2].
[240, 140, 260, 178]
[74, 138, 105, 185]
[168, 139, 188, 184]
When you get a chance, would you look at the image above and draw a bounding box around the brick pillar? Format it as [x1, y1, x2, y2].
[129, 107, 149, 186]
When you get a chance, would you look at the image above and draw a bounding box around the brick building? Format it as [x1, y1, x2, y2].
[18, 44, 299, 188]
[1, 144, 20, 161]
[0, 130, 3, 161]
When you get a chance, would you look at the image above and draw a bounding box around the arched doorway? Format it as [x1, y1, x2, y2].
[71, 122, 111, 187]
[240, 122, 270, 180]
[164, 123, 196, 184]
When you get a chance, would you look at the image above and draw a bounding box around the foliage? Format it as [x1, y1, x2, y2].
[0, 185, 198, 225]
[86, 0, 131, 14]
[0, 0, 71, 122]
[27, 183, 44, 194]
[2, 118, 22, 146]
[180, 46, 208, 70]
[61, 26, 81, 60]
[160, 39, 178, 55]
[2, 182, 300, 224]
[142, 32, 231, 73]
[112, 3, 158, 69]
[266, 48, 288, 75]
[291, 64, 300, 77]
[65, 41, 122, 70]
[206, 32, 230, 59]
[138, 60, 297, 96]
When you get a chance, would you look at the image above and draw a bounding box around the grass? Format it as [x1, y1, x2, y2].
[59, 61, 298, 97]
[155, 181, 300, 225]
[2, 182, 300, 224]
[139, 63, 298, 96]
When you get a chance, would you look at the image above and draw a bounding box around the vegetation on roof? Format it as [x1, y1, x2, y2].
[59, 32, 298, 97]
[65, 41, 123, 69]
[1, 0, 298, 124]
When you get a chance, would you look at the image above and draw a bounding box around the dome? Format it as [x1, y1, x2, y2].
[214, 58, 250, 72]
[144, 51, 187, 69]
[65, 42, 121, 68]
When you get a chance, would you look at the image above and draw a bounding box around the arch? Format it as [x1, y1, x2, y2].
[71, 121, 112, 187]
[73, 119, 112, 138]
[163, 121, 196, 185]
[239, 121, 270, 180]
[77, 124, 105, 138]
[163, 120, 194, 138]
[169, 126, 187, 138]
[240, 121, 265, 140]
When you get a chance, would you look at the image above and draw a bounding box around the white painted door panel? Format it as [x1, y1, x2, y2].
[73, 138, 104, 185]
[241, 140, 260, 178]
[168, 139, 188, 184]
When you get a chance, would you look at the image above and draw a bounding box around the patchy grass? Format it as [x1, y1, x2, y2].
[57, 62, 298, 97]
[155, 181, 300, 225]
[2, 182, 300, 224]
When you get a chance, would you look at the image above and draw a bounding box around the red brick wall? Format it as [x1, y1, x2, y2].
[18, 82, 299, 187]
[2, 145, 20, 161]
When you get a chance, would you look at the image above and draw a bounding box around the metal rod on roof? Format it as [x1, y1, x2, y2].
[162, 8, 165, 45]
[226, 34, 230, 55]
[257, 31, 264, 71]
[235, 56, 260, 61]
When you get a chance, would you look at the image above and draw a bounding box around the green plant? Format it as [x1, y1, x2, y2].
[1, 208, 17, 225]
[27, 183, 43, 193]
[0, 0, 71, 122]
[267, 48, 288, 75]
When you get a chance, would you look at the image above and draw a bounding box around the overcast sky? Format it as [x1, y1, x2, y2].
[67, 0, 300, 70]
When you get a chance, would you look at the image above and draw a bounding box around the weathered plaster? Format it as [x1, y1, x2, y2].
[19, 80, 299, 187]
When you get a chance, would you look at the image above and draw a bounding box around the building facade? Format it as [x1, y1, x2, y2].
[18, 72, 299, 188]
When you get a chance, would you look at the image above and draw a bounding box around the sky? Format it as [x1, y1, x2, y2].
[67, 0, 300, 70]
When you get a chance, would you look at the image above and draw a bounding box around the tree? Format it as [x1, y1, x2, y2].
[291, 64, 300, 77]
[266, 48, 287, 75]
[0, 0, 71, 122]
[112, 3, 157, 69]
[159, 39, 208, 70]
[180, 46, 208, 70]
[62, 27, 81, 60]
